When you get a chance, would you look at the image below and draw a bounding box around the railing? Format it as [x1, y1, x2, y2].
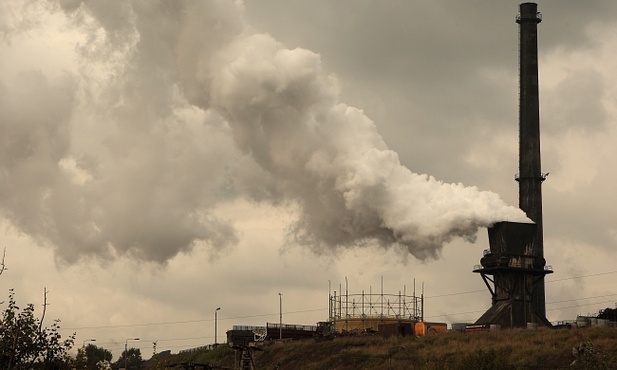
[516, 12, 542, 23]
[179, 344, 216, 354]
[514, 172, 548, 181]
[266, 322, 318, 332]
[233, 325, 265, 331]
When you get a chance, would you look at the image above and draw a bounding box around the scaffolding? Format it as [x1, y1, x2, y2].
[328, 277, 423, 332]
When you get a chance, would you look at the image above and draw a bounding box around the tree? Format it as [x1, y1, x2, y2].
[114, 347, 143, 370]
[597, 307, 617, 322]
[75, 344, 113, 370]
[0, 289, 76, 369]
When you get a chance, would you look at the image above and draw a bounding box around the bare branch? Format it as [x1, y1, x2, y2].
[0, 247, 7, 276]
[40, 287, 49, 331]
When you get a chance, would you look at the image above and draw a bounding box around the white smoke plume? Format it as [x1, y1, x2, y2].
[0, 0, 528, 264]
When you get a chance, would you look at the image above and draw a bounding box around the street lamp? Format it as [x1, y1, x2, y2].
[82, 338, 96, 347]
[279, 293, 283, 340]
[124, 337, 140, 370]
[214, 307, 221, 346]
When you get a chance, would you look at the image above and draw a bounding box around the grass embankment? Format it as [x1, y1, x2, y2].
[164, 327, 617, 369]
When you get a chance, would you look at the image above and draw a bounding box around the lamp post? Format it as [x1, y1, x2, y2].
[124, 337, 140, 370]
[82, 338, 96, 347]
[214, 307, 221, 346]
[278, 293, 282, 340]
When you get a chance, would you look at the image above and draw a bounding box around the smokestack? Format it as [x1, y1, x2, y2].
[515, 1, 547, 319]
[472, 3, 552, 328]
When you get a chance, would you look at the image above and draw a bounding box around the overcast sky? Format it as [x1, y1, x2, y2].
[1, 0, 616, 360]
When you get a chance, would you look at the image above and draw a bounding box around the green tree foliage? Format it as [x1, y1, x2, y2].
[114, 347, 143, 370]
[0, 289, 76, 369]
[75, 344, 113, 370]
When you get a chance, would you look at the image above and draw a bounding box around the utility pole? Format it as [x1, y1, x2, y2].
[214, 307, 221, 346]
[278, 293, 282, 340]
[39, 288, 49, 331]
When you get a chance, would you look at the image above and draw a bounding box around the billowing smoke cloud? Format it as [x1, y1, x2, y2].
[0, 0, 528, 264]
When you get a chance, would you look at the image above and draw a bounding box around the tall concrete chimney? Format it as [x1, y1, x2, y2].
[516, 1, 547, 319]
[472, 3, 552, 328]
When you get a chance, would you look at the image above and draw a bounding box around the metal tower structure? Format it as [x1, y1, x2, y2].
[473, 2, 553, 328]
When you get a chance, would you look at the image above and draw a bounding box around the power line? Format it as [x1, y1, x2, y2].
[547, 293, 617, 306]
[64, 318, 212, 330]
[425, 289, 485, 298]
[424, 296, 617, 321]
[63, 307, 326, 331]
[62, 271, 617, 332]
[425, 269, 617, 300]
[548, 299, 617, 312]
[416, 275, 617, 320]
[546, 269, 617, 283]
[424, 308, 486, 320]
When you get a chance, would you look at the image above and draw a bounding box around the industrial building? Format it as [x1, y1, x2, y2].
[473, 2, 553, 328]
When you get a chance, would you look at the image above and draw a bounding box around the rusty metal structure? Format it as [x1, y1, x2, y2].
[328, 277, 423, 332]
[473, 3, 553, 328]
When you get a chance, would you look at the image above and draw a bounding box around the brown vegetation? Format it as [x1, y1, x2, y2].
[163, 327, 617, 369]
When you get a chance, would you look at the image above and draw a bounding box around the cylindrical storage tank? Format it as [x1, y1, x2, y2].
[597, 319, 608, 327]
[527, 322, 538, 330]
[490, 324, 501, 331]
[414, 322, 427, 336]
[590, 318, 598, 327]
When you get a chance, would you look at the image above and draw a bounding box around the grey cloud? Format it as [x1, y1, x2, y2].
[544, 69, 608, 134]
[0, 71, 75, 243]
[0, 0, 531, 266]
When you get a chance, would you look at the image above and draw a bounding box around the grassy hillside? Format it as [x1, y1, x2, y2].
[160, 327, 617, 369]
